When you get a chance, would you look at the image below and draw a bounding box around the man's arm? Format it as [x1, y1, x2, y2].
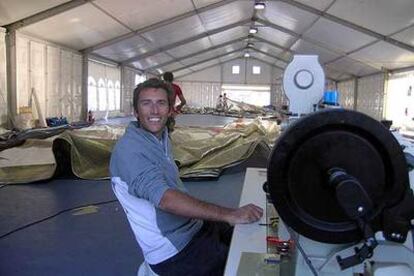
[159, 189, 263, 224]
[175, 87, 187, 111]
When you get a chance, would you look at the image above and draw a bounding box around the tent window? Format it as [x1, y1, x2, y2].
[107, 80, 115, 111]
[232, 65, 240, 75]
[98, 78, 107, 111]
[87, 76, 97, 111]
[115, 81, 121, 110]
[222, 84, 270, 106]
[252, 66, 261, 75]
[135, 74, 146, 85]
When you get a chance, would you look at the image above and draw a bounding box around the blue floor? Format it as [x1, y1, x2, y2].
[0, 114, 268, 276]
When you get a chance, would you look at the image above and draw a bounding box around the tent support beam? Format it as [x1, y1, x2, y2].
[81, 53, 88, 121]
[353, 77, 359, 111]
[5, 30, 16, 128]
[3, 0, 90, 32]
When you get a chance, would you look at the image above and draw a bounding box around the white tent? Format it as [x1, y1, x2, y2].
[1, 0, 414, 126]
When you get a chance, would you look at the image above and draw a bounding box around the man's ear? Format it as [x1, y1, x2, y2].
[133, 109, 139, 120]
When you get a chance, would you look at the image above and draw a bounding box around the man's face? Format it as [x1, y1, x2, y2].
[135, 88, 171, 139]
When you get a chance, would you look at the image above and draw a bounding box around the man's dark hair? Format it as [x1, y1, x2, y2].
[163, 72, 174, 82]
[133, 78, 173, 113]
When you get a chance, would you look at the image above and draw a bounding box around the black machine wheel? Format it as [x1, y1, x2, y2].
[267, 109, 409, 243]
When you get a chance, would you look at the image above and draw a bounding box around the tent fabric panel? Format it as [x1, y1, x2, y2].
[198, 1, 251, 30]
[328, 56, 379, 77]
[208, 26, 249, 45]
[263, 1, 319, 34]
[271, 83, 288, 107]
[94, 35, 155, 62]
[355, 73, 385, 120]
[255, 28, 296, 49]
[290, 39, 341, 64]
[251, 42, 285, 58]
[0, 0, 70, 26]
[349, 41, 414, 70]
[303, 17, 377, 53]
[45, 46, 61, 118]
[166, 37, 213, 58]
[179, 44, 244, 66]
[21, 3, 131, 50]
[337, 78, 356, 109]
[141, 16, 205, 47]
[327, 0, 414, 35]
[391, 26, 414, 48]
[190, 59, 222, 72]
[93, 0, 194, 31]
[294, 0, 335, 11]
[16, 35, 31, 110]
[130, 53, 174, 71]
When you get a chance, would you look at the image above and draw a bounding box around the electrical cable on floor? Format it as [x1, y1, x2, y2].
[0, 199, 118, 240]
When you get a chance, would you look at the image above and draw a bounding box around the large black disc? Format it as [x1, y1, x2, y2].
[267, 109, 409, 243]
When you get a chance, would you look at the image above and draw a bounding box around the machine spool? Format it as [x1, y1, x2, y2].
[283, 55, 325, 114]
[267, 109, 413, 244]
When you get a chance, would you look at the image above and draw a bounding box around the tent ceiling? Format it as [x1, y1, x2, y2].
[2, 0, 414, 81]
[0, 0, 69, 26]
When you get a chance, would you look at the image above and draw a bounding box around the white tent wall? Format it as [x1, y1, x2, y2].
[355, 74, 385, 121]
[337, 79, 356, 110]
[336, 73, 385, 120]
[178, 66, 221, 82]
[176, 65, 221, 108]
[175, 81, 221, 108]
[384, 70, 414, 127]
[88, 60, 121, 120]
[0, 28, 7, 127]
[15, 32, 82, 124]
[246, 59, 272, 85]
[271, 83, 288, 109]
[176, 58, 274, 108]
[221, 58, 272, 84]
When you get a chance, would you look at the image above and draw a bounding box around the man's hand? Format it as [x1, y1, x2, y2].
[159, 189, 263, 225]
[225, 204, 263, 225]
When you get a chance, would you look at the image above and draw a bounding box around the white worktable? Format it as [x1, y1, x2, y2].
[224, 167, 268, 276]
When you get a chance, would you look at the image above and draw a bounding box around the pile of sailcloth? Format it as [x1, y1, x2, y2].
[0, 119, 280, 184]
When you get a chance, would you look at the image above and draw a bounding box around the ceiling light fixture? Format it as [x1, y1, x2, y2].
[247, 42, 254, 48]
[249, 27, 258, 34]
[254, 2, 266, 10]
[244, 52, 251, 58]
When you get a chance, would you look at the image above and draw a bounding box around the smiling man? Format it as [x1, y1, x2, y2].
[110, 78, 263, 275]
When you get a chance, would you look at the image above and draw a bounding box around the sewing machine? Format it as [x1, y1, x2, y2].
[224, 56, 414, 276]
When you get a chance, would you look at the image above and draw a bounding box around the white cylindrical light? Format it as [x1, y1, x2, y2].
[254, 2, 265, 10]
[249, 27, 258, 34]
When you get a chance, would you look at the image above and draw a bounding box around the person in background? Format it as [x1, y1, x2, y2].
[163, 72, 187, 131]
[162, 72, 186, 113]
[223, 93, 229, 114]
[110, 78, 263, 275]
[87, 110, 95, 124]
[216, 94, 224, 112]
